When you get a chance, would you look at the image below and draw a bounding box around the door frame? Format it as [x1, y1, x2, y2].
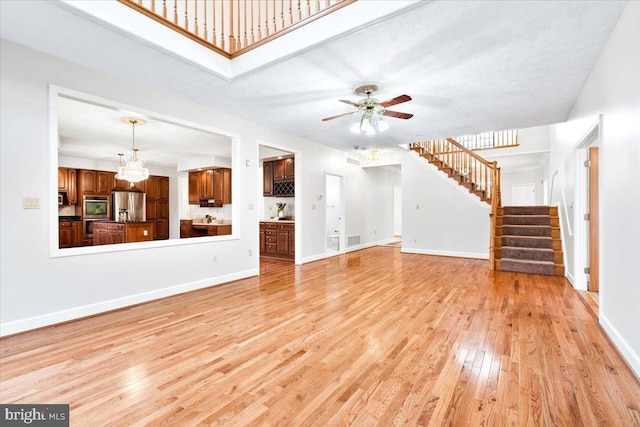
[324, 172, 345, 257]
[573, 115, 603, 292]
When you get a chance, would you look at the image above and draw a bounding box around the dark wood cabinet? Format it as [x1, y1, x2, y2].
[260, 221, 294, 259]
[263, 162, 274, 196]
[180, 220, 192, 238]
[263, 158, 294, 196]
[273, 158, 294, 181]
[58, 168, 78, 205]
[59, 220, 82, 248]
[59, 221, 73, 248]
[79, 169, 113, 196]
[145, 175, 170, 240]
[188, 172, 201, 204]
[188, 168, 232, 205]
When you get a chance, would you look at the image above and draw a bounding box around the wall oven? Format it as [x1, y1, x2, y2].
[82, 195, 110, 239]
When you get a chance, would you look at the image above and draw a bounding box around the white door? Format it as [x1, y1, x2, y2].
[325, 174, 344, 256]
[512, 183, 536, 206]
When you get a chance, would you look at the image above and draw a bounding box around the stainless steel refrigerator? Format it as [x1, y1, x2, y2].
[112, 191, 146, 222]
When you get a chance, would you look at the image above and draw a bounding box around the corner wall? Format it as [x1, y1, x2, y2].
[549, 2, 640, 376]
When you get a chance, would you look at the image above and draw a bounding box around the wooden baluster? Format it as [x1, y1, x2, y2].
[220, 0, 225, 50]
[151, 0, 156, 13]
[298, 0, 302, 20]
[203, 0, 208, 42]
[194, 0, 199, 36]
[289, 0, 293, 26]
[317, 0, 321, 14]
[281, 0, 285, 28]
[213, 0, 218, 47]
[229, 0, 236, 53]
[250, 0, 254, 44]
[265, 1, 270, 36]
[243, 0, 248, 49]
[257, 0, 262, 41]
[184, 0, 188, 32]
[174, 0, 178, 25]
[237, 0, 242, 51]
[307, 0, 311, 16]
[162, 0, 167, 19]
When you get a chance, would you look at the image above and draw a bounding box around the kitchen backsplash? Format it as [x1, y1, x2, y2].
[189, 203, 232, 220]
[264, 196, 295, 219]
[58, 205, 77, 216]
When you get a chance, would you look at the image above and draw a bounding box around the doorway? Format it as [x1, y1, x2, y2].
[325, 173, 344, 257]
[512, 183, 536, 206]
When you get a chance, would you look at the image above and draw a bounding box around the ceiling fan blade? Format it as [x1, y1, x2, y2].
[381, 110, 413, 119]
[322, 111, 358, 122]
[339, 99, 360, 107]
[379, 94, 412, 108]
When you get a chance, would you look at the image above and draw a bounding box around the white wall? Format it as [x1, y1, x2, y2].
[402, 151, 490, 259]
[501, 168, 546, 206]
[549, 2, 640, 376]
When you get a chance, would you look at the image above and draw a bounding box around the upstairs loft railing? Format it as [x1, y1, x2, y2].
[453, 129, 518, 151]
[118, 0, 355, 58]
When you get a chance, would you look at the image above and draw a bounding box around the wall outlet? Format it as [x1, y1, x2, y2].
[143, 229, 148, 236]
[248, 249, 252, 256]
[212, 256, 217, 263]
[23, 197, 40, 209]
[416, 204, 420, 210]
[413, 238, 417, 243]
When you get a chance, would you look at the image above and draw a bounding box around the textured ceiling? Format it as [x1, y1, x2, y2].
[0, 0, 627, 165]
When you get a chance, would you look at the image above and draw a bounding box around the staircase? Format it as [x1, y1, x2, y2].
[409, 138, 499, 204]
[495, 206, 565, 276]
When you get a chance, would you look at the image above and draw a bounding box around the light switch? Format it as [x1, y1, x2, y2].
[143, 229, 148, 236]
[23, 197, 40, 209]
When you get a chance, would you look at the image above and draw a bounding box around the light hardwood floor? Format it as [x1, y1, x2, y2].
[1, 247, 639, 426]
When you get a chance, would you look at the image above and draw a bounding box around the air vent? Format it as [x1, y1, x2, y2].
[347, 157, 360, 166]
[347, 235, 361, 247]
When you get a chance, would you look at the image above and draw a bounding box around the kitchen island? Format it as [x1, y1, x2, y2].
[93, 221, 156, 245]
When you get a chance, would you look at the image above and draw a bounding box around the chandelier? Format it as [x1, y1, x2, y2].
[116, 117, 149, 183]
[350, 109, 389, 136]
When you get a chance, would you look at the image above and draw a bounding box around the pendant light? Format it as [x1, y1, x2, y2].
[115, 117, 149, 183]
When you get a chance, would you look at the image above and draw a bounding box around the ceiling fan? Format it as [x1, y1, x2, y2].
[322, 84, 413, 134]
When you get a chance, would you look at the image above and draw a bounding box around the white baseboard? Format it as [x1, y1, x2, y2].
[600, 314, 640, 379]
[0, 269, 258, 337]
[400, 247, 489, 260]
[300, 253, 327, 264]
[565, 270, 575, 286]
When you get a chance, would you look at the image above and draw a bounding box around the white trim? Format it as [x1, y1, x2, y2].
[600, 314, 640, 378]
[300, 253, 327, 264]
[0, 269, 258, 337]
[49, 84, 242, 258]
[400, 247, 488, 260]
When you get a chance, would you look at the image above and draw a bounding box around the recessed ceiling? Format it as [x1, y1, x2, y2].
[1, 0, 627, 158]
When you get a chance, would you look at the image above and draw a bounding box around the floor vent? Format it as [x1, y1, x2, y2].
[347, 235, 361, 247]
[347, 157, 360, 166]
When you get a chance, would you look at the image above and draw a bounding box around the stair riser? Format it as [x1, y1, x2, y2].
[499, 226, 554, 237]
[502, 237, 552, 249]
[498, 216, 559, 227]
[499, 248, 555, 262]
[497, 260, 557, 276]
[501, 206, 556, 216]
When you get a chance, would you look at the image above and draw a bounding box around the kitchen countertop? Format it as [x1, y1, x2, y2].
[183, 219, 232, 226]
[260, 219, 295, 224]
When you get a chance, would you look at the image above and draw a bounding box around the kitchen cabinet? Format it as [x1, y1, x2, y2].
[180, 220, 192, 238]
[190, 224, 232, 237]
[113, 176, 145, 192]
[259, 221, 294, 260]
[79, 169, 113, 196]
[59, 221, 73, 248]
[273, 158, 294, 181]
[188, 168, 232, 205]
[263, 162, 274, 196]
[58, 168, 77, 205]
[146, 175, 170, 240]
[58, 220, 83, 248]
[263, 158, 294, 197]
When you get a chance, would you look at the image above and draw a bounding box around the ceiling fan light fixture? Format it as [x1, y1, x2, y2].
[378, 117, 389, 132]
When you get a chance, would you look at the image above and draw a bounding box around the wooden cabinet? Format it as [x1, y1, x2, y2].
[58, 168, 78, 204]
[180, 220, 192, 238]
[59, 220, 83, 248]
[188, 168, 232, 205]
[188, 172, 201, 204]
[263, 162, 274, 196]
[260, 222, 294, 259]
[113, 176, 145, 192]
[93, 221, 155, 245]
[59, 221, 73, 248]
[273, 158, 294, 181]
[263, 158, 294, 196]
[79, 169, 113, 196]
[146, 175, 170, 240]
